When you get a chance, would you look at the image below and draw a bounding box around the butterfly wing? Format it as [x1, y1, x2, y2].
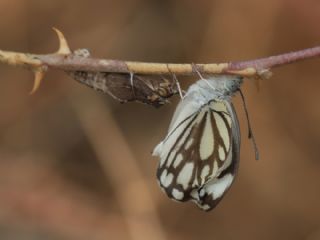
[193, 101, 240, 211]
[153, 99, 240, 210]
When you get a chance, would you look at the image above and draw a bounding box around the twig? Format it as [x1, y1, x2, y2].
[229, 46, 320, 72]
[1, 28, 319, 76]
[0, 28, 319, 105]
[36, 46, 320, 77]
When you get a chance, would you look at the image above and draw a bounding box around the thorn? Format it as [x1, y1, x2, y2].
[52, 27, 71, 55]
[30, 70, 45, 94]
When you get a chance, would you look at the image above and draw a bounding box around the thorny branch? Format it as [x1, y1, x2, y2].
[0, 28, 319, 107]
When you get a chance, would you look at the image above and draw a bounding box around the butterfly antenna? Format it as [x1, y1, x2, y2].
[239, 89, 259, 160]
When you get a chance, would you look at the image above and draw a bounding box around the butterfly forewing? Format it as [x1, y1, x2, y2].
[156, 100, 238, 209]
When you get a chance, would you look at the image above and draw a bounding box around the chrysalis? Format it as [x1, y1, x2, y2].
[67, 49, 178, 107]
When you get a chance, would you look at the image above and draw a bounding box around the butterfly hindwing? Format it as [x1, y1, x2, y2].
[193, 102, 240, 211]
[156, 100, 239, 209]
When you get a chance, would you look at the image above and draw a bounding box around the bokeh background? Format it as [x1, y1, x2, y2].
[0, 0, 320, 239]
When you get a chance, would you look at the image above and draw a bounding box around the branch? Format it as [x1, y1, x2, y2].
[37, 46, 320, 77]
[0, 28, 319, 107]
[229, 46, 320, 71]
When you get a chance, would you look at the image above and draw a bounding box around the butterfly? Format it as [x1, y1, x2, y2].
[152, 75, 244, 211]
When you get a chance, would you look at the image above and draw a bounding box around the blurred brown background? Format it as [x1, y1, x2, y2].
[0, 0, 320, 239]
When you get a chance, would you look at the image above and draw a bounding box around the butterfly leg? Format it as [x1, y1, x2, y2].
[166, 64, 184, 99]
[191, 63, 205, 80]
[129, 72, 137, 98]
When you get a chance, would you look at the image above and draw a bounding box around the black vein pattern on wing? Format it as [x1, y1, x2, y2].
[197, 103, 241, 211]
[198, 136, 239, 211]
[157, 100, 234, 202]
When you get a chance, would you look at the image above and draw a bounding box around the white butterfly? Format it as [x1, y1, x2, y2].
[152, 75, 243, 211]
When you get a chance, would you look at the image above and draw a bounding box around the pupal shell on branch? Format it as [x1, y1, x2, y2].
[68, 71, 178, 107]
[66, 49, 178, 107]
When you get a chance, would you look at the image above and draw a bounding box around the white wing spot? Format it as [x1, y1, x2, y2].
[190, 189, 199, 201]
[214, 112, 230, 150]
[160, 169, 168, 184]
[172, 188, 184, 200]
[218, 145, 226, 161]
[210, 101, 227, 112]
[177, 162, 194, 190]
[199, 188, 206, 197]
[199, 113, 214, 160]
[163, 173, 173, 187]
[185, 138, 194, 150]
[204, 173, 234, 200]
[200, 204, 211, 211]
[160, 170, 174, 187]
[173, 153, 184, 168]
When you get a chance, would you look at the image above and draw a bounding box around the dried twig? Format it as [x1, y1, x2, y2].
[0, 28, 319, 105]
